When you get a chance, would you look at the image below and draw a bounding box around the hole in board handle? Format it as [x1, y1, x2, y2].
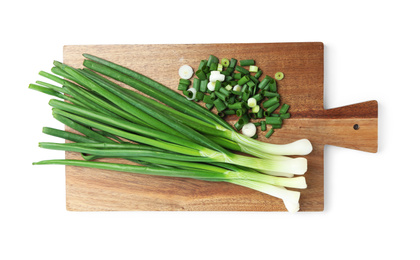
[353, 124, 359, 130]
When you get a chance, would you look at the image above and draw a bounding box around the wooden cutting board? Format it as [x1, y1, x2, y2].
[62, 42, 377, 211]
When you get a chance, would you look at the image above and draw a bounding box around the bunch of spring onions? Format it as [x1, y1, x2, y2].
[30, 54, 313, 212]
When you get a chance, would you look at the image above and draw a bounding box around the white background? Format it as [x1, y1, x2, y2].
[1, 1, 419, 259]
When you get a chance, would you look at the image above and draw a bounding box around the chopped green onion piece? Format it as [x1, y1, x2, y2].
[224, 109, 236, 115]
[238, 113, 250, 125]
[236, 65, 250, 75]
[239, 59, 255, 66]
[179, 65, 194, 79]
[207, 55, 219, 67]
[219, 87, 230, 96]
[280, 112, 291, 119]
[271, 124, 283, 129]
[229, 58, 237, 68]
[251, 105, 260, 113]
[179, 78, 191, 85]
[228, 102, 245, 110]
[241, 123, 257, 137]
[233, 73, 242, 80]
[263, 91, 280, 97]
[209, 63, 218, 71]
[262, 96, 280, 108]
[236, 107, 247, 117]
[193, 78, 200, 91]
[225, 84, 233, 91]
[275, 71, 284, 80]
[200, 79, 208, 92]
[266, 103, 280, 114]
[215, 80, 222, 92]
[214, 91, 227, 102]
[196, 69, 207, 80]
[279, 104, 290, 114]
[177, 83, 188, 91]
[221, 58, 230, 67]
[261, 120, 267, 131]
[213, 98, 227, 112]
[233, 85, 242, 92]
[195, 91, 204, 101]
[205, 103, 214, 110]
[198, 60, 207, 70]
[249, 65, 258, 73]
[186, 88, 197, 100]
[237, 75, 250, 86]
[265, 128, 274, 138]
[253, 122, 262, 127]
[203, 94, 214, 104]
[207, 81, 216, 91]
[266, 116, 283, 125]
[269, 79, 277, 92]
[234, 121, 243, 131]
[247, 97, 257, 108]
[258, 75, 271, 89]
[252, 93, 263, 102]
[217, 64, 223, 71]
[257, 108, 264, 118]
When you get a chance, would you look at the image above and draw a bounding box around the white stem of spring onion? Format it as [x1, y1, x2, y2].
[178, 65, 194, 79]
[230, 179, 301, 213]
[231, 132, 313, 156]
[186, 88, 197, 100]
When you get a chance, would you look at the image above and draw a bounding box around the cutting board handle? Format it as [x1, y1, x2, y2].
[320, 100, 378, 153]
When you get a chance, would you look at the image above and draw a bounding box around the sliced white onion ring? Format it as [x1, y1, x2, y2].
[178, 65, 194, 79]
[186, 88, 197, 100]
[242, 123, 257, 137]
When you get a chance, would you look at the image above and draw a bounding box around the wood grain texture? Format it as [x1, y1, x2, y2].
[62, 42, 377, 212]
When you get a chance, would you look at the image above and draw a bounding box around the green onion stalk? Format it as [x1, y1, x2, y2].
[30, 55, 313, 212]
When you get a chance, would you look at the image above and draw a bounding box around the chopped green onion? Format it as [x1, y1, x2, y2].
[247, 97, 257, 108]
[265, 128, 274, 138]
[235, 65, 250, 75]
[236, 107, 247, 117]
[213, 98, 227, 112]
[207, 55, 219, 66]
[196, 69, 207, 80]
[239, 59, 255, 66]
[279, 104, 290, 114]
[237, 75, 250, 86]
[275, 71, 284, 80]
[179, 65, 194, 79]
[221, 58, 230, 67]
[266, 103, 280, 114]
[280, 113, 291, 119]
[241, 123, 257, 137]
[266, 116, 283, 125]
[263, 91, 280, 97]
[261, 120, 267, 131]
[229, 58, 237, 68]
[263, 96, 280, 108]
[251, 105, 260, 113]
[249, 65, 258, 73]
[177, 83, 188, 91]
